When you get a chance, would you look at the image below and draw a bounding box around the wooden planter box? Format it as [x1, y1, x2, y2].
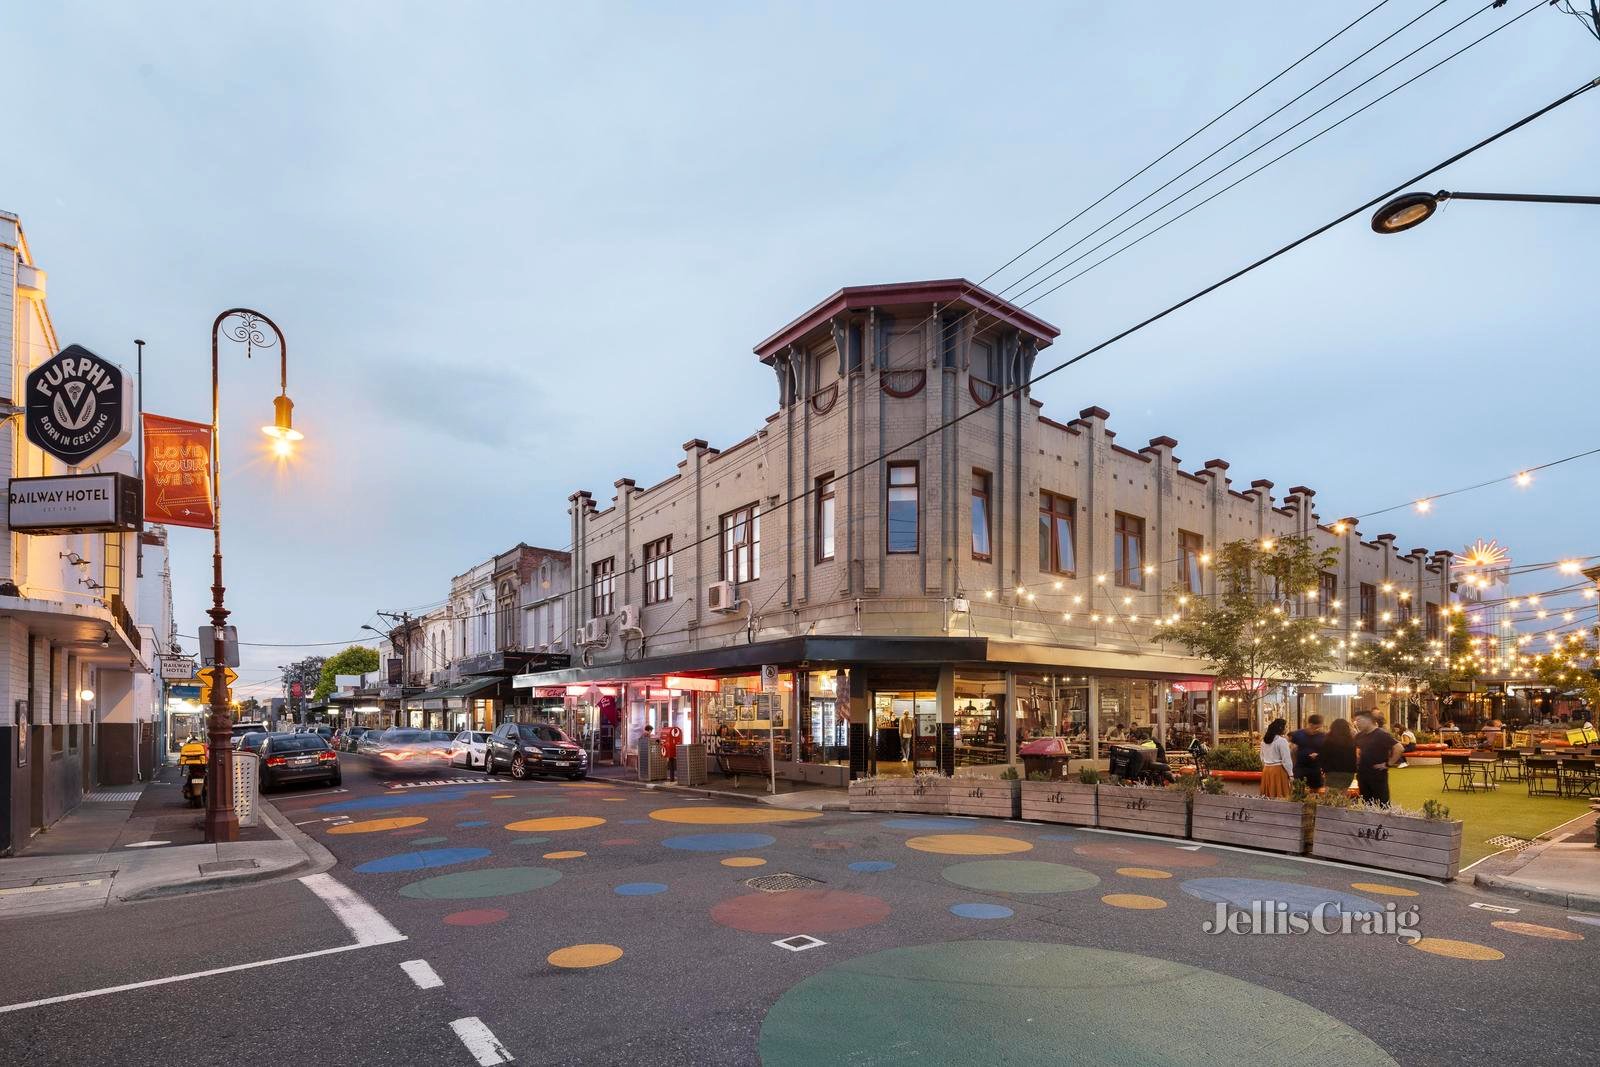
[1310, 805, 1464, 881]
[1019, 781, 1098, 827]
[847, 778, 951, 815]
[1191, 793, 1310, 855]
[945, 778, 1020, 819]
[1095, 785, 1189, 839]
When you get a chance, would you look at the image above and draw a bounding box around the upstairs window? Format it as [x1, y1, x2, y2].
[644, 537, 673, 605]
[1039, 492, 1076, 576]
[1114, 512, 1145, 589]
[721, 504, 761, 583]
[1319, 571, 1339, 617]
[592, 558, 615, 618]
[971, 470, 992, 561]
[887, 463, 919, 554]
[815, 476, 836, 563]
[1180, 530, 1205, 593]
[1359, 583, 1377, 630]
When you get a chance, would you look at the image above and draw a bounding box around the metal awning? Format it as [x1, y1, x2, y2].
[402, 676, 502, 710]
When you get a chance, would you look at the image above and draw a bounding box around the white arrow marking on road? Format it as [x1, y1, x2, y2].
[451, 1017, 513, 1065]
[401, 959, 443, 990]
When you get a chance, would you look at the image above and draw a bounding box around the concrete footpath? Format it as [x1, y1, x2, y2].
[0, 772, 332, 920]
[1471, 807, 1600, 912]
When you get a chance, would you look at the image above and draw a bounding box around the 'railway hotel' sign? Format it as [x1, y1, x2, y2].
[25, 344, 133, 468]
[7, 474, 142, 536]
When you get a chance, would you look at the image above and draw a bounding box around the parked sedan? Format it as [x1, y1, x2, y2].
[337, 726, 372, 752]
[449, 730, 490, 770]
[483, 722, 589, 780]
[260, 735, 341, 791]
[370, 729, 455, 777]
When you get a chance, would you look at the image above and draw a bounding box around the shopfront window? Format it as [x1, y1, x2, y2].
[703, 674, 791, 762]
[1013, 673, 1089, 743]
[873, 690, 938, 772]
[800, 670, 848, 765]
[1097, 677, 1158, 743]
[954, 670, 1005, 768]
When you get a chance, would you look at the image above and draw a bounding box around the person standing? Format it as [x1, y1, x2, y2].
[1354, 711, 1403, 805]
[1259, 717, 1293, 799]
[1288, 714, 1327, 793]
[1321, 718, 1358, 795]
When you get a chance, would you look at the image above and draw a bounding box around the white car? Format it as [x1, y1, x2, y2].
[449, 730, 490, 769]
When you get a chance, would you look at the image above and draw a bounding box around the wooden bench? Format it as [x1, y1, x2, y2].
[719, 749, 772, 786]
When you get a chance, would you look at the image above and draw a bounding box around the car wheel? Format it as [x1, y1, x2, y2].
[482, 752, 495, 775]
[511, 754, 528, 780]
[330, 771, 342, 787]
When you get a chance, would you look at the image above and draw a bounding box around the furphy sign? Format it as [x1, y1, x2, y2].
[7, 473, 141, 535]
[25, 344, 133, 467]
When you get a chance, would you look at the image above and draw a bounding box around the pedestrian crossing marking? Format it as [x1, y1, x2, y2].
[384, 778, 495, 790]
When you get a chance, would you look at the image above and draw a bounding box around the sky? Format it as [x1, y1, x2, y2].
[8, 1, 1599, 698]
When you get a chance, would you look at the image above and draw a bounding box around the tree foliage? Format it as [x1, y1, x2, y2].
[1160, 535, 1340, 726]
[1532, 633, 1600, 711]
[314, 645, 381, 702]
[282, 656, 326, 716]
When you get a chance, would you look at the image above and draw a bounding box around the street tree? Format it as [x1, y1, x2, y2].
[1352, 620, 1440, 730]
[314, 645, 380, 702]
[1160, 535, 1339, 731]
[1531, 632, 1600, 713]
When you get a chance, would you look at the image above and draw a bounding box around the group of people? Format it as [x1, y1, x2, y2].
[1258, 711, 1405, 805]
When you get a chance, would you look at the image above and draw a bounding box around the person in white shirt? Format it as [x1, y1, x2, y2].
[1259, 717, 1293, 799]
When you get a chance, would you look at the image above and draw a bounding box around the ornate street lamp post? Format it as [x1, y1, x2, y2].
[204, 308, 302, 843]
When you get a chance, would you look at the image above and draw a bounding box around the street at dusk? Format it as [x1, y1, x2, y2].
[4, 4, 1600, 1066]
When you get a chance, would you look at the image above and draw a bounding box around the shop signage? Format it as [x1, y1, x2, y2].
[1325, 683, 1360, 697]
[158, 654, 198, 680]
[142, 413, 214, 529]
[760, 664, 779, 693]
[24, 344, 133, 467]
[7, 473, 141, 535]
[663, 675, 719, 693]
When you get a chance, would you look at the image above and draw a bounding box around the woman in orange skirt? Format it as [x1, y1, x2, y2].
[1259, 717, 1293, 798]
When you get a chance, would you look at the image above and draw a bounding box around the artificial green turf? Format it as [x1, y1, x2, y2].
[1386, 764, 1591, 866]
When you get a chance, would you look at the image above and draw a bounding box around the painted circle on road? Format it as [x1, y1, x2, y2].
[1073, 842, 1217, 868]
[942, 860, 1099, 894]
[614, 882, 668, 896]
[504, 816, 606, 832]
[548, 944, 623, 968]
[882, 818, 977, 831]
[398, 866, 562, 900]
[950, 902, 1014, 919]
[318, 789, 473, 813]
[721, 857, 767, 868]
[543, 850, 586, 860]
[848, 861, 896, 873]
[354, 847, 491, 874]
[443, 908, 509, 926]
[1179, 878, 1383, 918]
[456, 820, 489, 828]
[328, 816, 428, 835]
[1350, 882, 1419, 898]
[906, 834, 1032, 856]
[1410, 938, 1504, 961]
[1491, 921, 1582, 941]
[662, 832, 776, 852]
[411, 836, 448, 845]
[711, 889, 891, 933]
[1103, 893, 1168, 910]
[1116, 867, 1173, 880]
[649, 806, 820, 825]
[758, 942, 1397, 1066]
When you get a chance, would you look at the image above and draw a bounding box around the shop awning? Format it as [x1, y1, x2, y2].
[402, 676, 502, 710]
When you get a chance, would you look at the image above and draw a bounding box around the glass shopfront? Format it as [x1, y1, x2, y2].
[800, 670, 849, 766]
[1096, 678, 1159, 742]
[873, 690, 938, 772]
[1013, 673, 1089, 744]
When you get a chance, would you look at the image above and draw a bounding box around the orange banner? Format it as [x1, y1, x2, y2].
[142, 413, 214, 529]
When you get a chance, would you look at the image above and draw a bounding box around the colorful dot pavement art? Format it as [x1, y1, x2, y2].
[328, 816, 428, 835]
[504, 816, 606, 832]
[411, 836, 448, 845]
[1115, 867, 1173, 880]
[758, 941, 1397, 1067]
[510, 836, 550, 845]
[905, 834, 1032, 856]
[881, 818, 980, 832]
[1409, 938, 1504, 961]
[721, 857, 767, 868]
[1350, 882, 1419, 898]
[398, 866, 562, 900]
[848, 861, 896, 873]
[1179, 878, 1382, 917]
[941, 860, 1099, 895]
[712, 889, 891, 934]
[614, 882, 669, 896]
[950, 903, 1014, 920]
[648, 806, 820, 826]
[1073, 841, 1218, 868]
[662, 832, 776, 852]
[543, 850, 587, 860]
[443, 908, 509, 926]
[354, 847, 491, 874]
[318, 789, 475, 813]
[1490, 921, 1583, 941]
[456, 820, 489, 828]
[1102, 894, 1168, 910]
[548, 944, 624, 968]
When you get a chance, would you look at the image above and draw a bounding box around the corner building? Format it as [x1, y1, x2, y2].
[521, 280, 1468, 786]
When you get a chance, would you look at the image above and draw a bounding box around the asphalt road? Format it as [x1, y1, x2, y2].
[3, 754, 1594, 1066]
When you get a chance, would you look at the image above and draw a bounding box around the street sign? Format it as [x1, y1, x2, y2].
[198, 625, 240, 667]
[760, 664, 779, 693]
[197, 666, 239, 688]
[7, 473, 141, 535]
[24, 344, 133, 467]
[157, 654, 197, 680]
[142, 413, 214, 529]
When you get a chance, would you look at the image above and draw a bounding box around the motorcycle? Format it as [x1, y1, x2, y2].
[178, 739, 208, 808]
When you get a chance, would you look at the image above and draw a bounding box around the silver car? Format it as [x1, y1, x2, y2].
[370, 728, 455, 777]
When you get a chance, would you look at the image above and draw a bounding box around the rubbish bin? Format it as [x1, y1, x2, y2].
[636, 738, 667, 782]
[232, 750, 260, 827]
[677, 743, 707, 787]
[1018, 736, 1072, 780]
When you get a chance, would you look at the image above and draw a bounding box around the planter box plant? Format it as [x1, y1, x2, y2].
[944, 777, 1021, 819]
[1191, 792, 1310, 855]
[1095, 784, 1189, 839]
[1018, 780, 1098, 827]
[1309, 803, 1464, 881]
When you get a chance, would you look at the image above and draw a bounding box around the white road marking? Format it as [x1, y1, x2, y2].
[300, 873, 406, 946]
[1469, 901, 1521, 914]
[450, 1017, 513, 1065]
[401, 959, 443, 990]
[385, 778, 494, 791]
[1177, 845, 1203, 851]
[123, 841, 172, 849]
[772, 934, 827, 952]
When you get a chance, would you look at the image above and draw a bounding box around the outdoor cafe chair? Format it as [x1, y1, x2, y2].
[1524, 756, 1563, 797]
[1495, 748, 1525, 782]
[1465, 755, 1497, 790]
[1441, 754, 1475, 792]
[1559, 757, 1600, 799]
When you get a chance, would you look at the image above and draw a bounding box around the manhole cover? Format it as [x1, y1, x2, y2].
[746, 873, 824, 893]
[198, 859, 260, 875]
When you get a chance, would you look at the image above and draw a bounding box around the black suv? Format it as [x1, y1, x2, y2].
[484, 722, 589, 780]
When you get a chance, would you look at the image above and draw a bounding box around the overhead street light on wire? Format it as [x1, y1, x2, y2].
[1371, 189, 1600, 233]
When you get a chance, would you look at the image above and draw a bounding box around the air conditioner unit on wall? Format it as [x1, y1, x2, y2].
[618, 604, 640, 632]
[579, 619, 606, 645]
[706, 580, 739, 613]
